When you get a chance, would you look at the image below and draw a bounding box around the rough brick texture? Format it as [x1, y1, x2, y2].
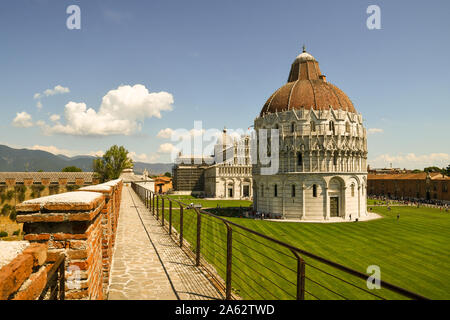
[0, 243, 50, 300]
[14, 179, 123, 300]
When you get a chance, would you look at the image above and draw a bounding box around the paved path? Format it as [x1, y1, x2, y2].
[108, 185, 223, 300]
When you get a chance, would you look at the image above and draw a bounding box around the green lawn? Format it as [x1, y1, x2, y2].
[164, 194, 252, 209]
[153, 196, 450, 300]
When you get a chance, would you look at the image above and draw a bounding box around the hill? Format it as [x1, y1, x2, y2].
[0, 144, 173, 175]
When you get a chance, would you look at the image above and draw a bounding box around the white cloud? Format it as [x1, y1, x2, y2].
[369, 153, 450, 169]
[368, 128, 383, 134]
[129, 152, 160, 163]
[43, 85, 70, 97]
[39, 84, 174, 136]
[158, 143, 178, 154]
[12, 111, 33, 128]
[50, 114, 61, 122]
[157, 128, 174, 139]
[34, 85, 70, 100]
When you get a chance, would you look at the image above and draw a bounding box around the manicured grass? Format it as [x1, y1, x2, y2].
[153, 196, 450, 300]
[165, 194, 252, 208]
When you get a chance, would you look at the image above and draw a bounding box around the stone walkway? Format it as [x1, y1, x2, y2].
[108, 185, 223, 300]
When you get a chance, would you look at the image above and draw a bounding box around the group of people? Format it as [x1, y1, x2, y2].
[369, 195, 449, 212]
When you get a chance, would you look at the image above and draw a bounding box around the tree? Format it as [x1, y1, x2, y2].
[93, 145, 133, 182]
[424, 166, 442, 173]
[443, 164, 450, 176]
[164, 172, 172, 178]
[62, 166, 82, 172]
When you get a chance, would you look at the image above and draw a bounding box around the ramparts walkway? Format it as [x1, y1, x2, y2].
[108, 185, 222, 300]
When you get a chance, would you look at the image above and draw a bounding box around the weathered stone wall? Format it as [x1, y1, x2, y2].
[12, 179, 123, 300]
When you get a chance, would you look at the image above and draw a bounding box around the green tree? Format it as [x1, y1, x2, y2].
[93, 145, 133, 182]
[164, 172, 172, 178]
[424, 166, 442, 173]
[62, 166, 82, 172]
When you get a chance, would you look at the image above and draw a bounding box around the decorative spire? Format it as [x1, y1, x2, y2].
[302, 44, 306, 53]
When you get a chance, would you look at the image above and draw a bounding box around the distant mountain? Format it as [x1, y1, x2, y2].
[0, 144, 173, 175]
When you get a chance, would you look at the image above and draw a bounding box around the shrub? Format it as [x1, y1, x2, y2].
[15, 186, 26, 203]
[6, 190, 14, 200]
[0, 231, 8, 237]
[66, 185, 80, 192]
[1, 204, 11, 216]
[13, 229, 20, 236]
[9, 208, 17, 221]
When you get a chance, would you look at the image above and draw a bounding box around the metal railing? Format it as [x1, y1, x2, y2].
[132, 182, 428, 300]
[39, 254, 65, 300]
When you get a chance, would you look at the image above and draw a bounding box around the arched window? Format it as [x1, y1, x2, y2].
[333, 154, 338, 166]
[274, 184, 278, 197]
[297, 152, 303, 166]
[312, 184, 317, 197]
[310, 121, 316, 132]
[351, 184, 355, 197]
[291, 185, 296, 197]
[261, 184, 264, 197]
[346, 122, 350, 133]
[291, 123, 295, 133]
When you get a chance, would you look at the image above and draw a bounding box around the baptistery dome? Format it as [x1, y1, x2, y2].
[252, 47, 368, 221]
[261, 48, 356, 116]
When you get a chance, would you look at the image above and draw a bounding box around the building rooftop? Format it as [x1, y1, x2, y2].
[368, 172, 449, 181]
[260, 48, 356, 116]
[0, 172, 96, 183]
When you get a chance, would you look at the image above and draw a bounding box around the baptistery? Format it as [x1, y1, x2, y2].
[252, 47, 368, 220]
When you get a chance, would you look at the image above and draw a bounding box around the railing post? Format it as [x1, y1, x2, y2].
[196, 209, 201, 266]
[292, 251, 305, 300]
[156, 195, 159, 220]
[59, 256, 65, 300]
[225, 223, 233, 300]
[152, 193, 155, 215]
[149, 191, 152, 211]
[169, 200, 172, 235]
[161, 197, 165, 226]
[180, 205, 184, 248]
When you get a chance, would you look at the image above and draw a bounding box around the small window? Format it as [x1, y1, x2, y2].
[312, 184, 317, 197]
[310, 121, 316, 132]
[345, 122, 350, 133]
[297, 152, 303, 166]
[292, 185, 296, 197]
[333, 154, 337, 166]
[291, 123, 295, 133]
[443, 183, 448, 193]
[261, 184, 264, 197]
[329, 121, 335, 134]
[274, 184, 278, 197]
[351, 184, 355, 197]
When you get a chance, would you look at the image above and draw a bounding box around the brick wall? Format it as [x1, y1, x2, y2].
[0, 243, 50, 300]
[12, 179, 123, 300]
[77, 179, 123, 297]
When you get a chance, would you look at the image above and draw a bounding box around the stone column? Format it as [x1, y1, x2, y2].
[324, 186, 330, 220]
[301, 183, 306, 220]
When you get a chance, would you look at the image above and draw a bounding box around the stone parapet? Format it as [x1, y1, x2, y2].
[14, 179, 123, 300]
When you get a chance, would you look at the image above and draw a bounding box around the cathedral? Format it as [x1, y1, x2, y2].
[252, 47, 368, 220]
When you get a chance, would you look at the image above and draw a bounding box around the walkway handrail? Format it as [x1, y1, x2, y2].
[132, 182, 428, 300]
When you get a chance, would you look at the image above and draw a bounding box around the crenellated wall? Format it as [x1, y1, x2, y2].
[8, 179, 123, 300]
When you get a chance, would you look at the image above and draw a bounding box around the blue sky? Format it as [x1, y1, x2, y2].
[0, 0, 449, 169]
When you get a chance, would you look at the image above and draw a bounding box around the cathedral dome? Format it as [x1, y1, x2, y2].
[260, 48, 356, 116]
